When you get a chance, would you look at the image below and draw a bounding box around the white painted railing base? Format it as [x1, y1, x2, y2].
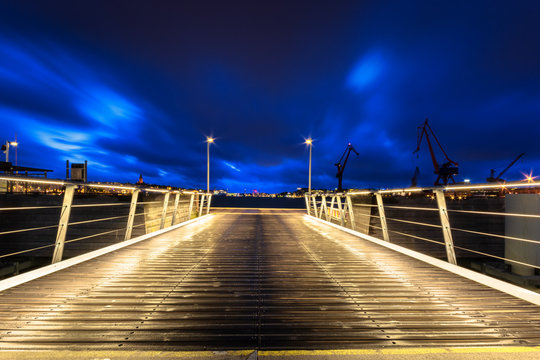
[0, 214, 214, 292]
[305, 214, 540, 306]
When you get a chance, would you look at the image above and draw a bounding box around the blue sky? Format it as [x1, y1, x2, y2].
[0, 1, 539, 192]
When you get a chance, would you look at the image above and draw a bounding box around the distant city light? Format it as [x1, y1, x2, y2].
[464, 179, 470, 183]
[522, 170, 538, 183]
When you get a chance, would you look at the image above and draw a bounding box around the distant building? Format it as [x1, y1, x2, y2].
[0, 161, 54, 193]
[0, 161, 53, 177]
[66, 160, 87, 182]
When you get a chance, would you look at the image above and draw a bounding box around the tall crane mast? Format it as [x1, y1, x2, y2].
[413, 118, 459, 186]
[335, 143, 359, 192]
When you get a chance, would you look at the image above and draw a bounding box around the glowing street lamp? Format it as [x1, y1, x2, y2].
[206, 137, 214, 193]
[305, 138, 313, 194]
[1, 140, 18, 163]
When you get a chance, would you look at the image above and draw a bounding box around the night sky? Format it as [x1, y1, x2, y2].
[1, 1, 539, 193]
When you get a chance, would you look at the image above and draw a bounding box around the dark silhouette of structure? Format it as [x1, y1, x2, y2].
[335, 143, 358, 192]
[414, 118, 458, 186]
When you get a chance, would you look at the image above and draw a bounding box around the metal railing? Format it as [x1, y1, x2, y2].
[306, 180, 540, 285]
[0, 175, 212, 276]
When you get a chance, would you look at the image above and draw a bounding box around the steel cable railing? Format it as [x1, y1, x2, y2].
[384, 205, 438, 212]
[448, 208, 540, 218]
[451, 226, 540, 245]
[64, 227, 128, 245]
[0, 175, 211, 279]
[68, 215, 130, 227]
[369, 223, 384, 231]
[71, 203, 130, 208]
[385, 217, 443, 229]
[386, 228, 445, 247]
[0, 224, 59, 236]
[451, 244, 540, 270]
[352, 212, 378, 219]
[378, 203, 447, 250]
[0, 243, 58, 260]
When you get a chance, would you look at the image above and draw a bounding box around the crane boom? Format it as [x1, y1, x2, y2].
[335, 143, 359, 192]
[415, 122, 440, 173]
[487, 153, 525, 182]
[413, 118, 459, 186]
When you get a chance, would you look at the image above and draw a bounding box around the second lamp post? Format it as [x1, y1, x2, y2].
[305, 138, 313, 194]
[206, 137, 214, 193]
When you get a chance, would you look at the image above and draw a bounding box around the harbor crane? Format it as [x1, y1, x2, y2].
[486, 152, 525, 182]
[335, 143, 359, 192]
[414, 118, 458, 186]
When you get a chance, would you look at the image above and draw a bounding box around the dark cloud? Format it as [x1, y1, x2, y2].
[0, 0, 539, 192]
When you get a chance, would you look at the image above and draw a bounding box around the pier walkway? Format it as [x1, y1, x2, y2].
[1, 209, 540, 358]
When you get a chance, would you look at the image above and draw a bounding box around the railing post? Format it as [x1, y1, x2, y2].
[329, 196, 336, 222]
[199, 194, 206, 217]
[159, 192, 170, 230]
[323, 196, 331, 221]
[311, 195, 318, 217]
[336, 196, 346, 226]
[435, 189, 457, 265]
[346, 194, 356, 230]
[319, 196, 327, 219]
[124, 189, 140, 240]
[171, 192, 180, 225]
[305, 194, 311, 215]
[188, 193, 195, 219]
[206, 194, 212, 214]
[375, 192, 390, 242]
[51, 184, 76, 264]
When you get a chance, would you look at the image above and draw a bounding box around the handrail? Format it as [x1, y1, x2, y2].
[0, 174, 208, 195]
[0, 205, 62, 211]
[347, 179, 540, 195]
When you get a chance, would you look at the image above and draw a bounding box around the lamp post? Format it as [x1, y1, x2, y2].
[206, 137, 214, 193]
[2, 140, 18, 163]
[305, 138, 313, 194]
